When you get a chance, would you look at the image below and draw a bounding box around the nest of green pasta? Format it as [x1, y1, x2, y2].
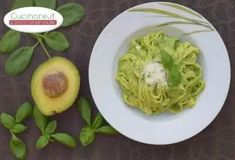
[116, 32, 205, 114]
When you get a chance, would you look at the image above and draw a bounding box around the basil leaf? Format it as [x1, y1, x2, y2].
[15, 102, 33, 123]
[11, 123, 27, 134]
[11, 0, 34, 10]
[44, 32, 69, 52]
[34, 0, 56, 9]
[36, 135, 49, 149]
[95, 126, 118, 135]
[79, 126, 95, 146]
[0, 30, 20, 54]
[45, 120, 57, 134]
[33, 106, 47, 133]
[10, 134, 26, 159]
[168, 65, 182, 87]
[91, 113, 103, 129]
[159, 49, 173, 70]
[57, 3, 85, 27]
[0, 113, 15, 129]
[5, 46, 35, 76]
[78, 97, 91, 125]
[51, 133, 76, 148]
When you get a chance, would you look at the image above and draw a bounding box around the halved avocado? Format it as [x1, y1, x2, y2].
[31, 56, 80, 116]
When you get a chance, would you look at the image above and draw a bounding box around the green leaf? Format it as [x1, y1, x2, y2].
[168, 65, 182, 87]
[45, 120, 57, 134]
[11, 0, 34, 10]
[91, 113, 104, 129]
[95, 126, 118, 135]
[11, 123, 27, 134]
[79, 126, 95, 146]
[15, 102, 33, 123]
[36, 135, 49, 149]
[10, 134, 26, 159]
[57, 3, 85, 27]
[51, 133, 76, 148]
[44, 32, 69, 52]
[129, 8, 205, 24]
[78, 97, 91, 125]
[159, 2, 202, 18]
[182, 29, 214, 36]
[0, 30, 20, 54]
[156, 21, 212, 30]
[0, 113, 15, 129]
[33, 106, 47, 133]
[5, 46, 36, 76]
[159, 49, 173, 70]
[34, 0, 56, 9]
[159, 49, 182, 86]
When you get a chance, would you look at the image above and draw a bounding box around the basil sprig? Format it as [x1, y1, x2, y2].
[0, 102, 33, 159]
[0, 0, 85, 76]
[159, 49, 182, 86]
[10, 133, 26, 159]
[33, 107, 76, 149]
[78, 97, 118, 146]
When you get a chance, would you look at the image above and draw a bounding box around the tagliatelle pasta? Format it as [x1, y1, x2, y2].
[116, 32, 205, 114]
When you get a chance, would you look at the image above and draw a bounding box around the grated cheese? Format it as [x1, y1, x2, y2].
[142, 62, 167, 86]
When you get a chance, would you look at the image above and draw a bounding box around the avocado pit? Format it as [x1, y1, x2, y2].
[42, 72, 68, 98]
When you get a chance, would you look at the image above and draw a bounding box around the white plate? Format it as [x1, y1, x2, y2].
[89, 2, 231, 145]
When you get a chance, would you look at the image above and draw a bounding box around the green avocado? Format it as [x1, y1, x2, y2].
[31, 56, 80, 116]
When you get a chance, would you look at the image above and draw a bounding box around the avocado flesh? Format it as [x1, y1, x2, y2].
[31, 56, 80, 116]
